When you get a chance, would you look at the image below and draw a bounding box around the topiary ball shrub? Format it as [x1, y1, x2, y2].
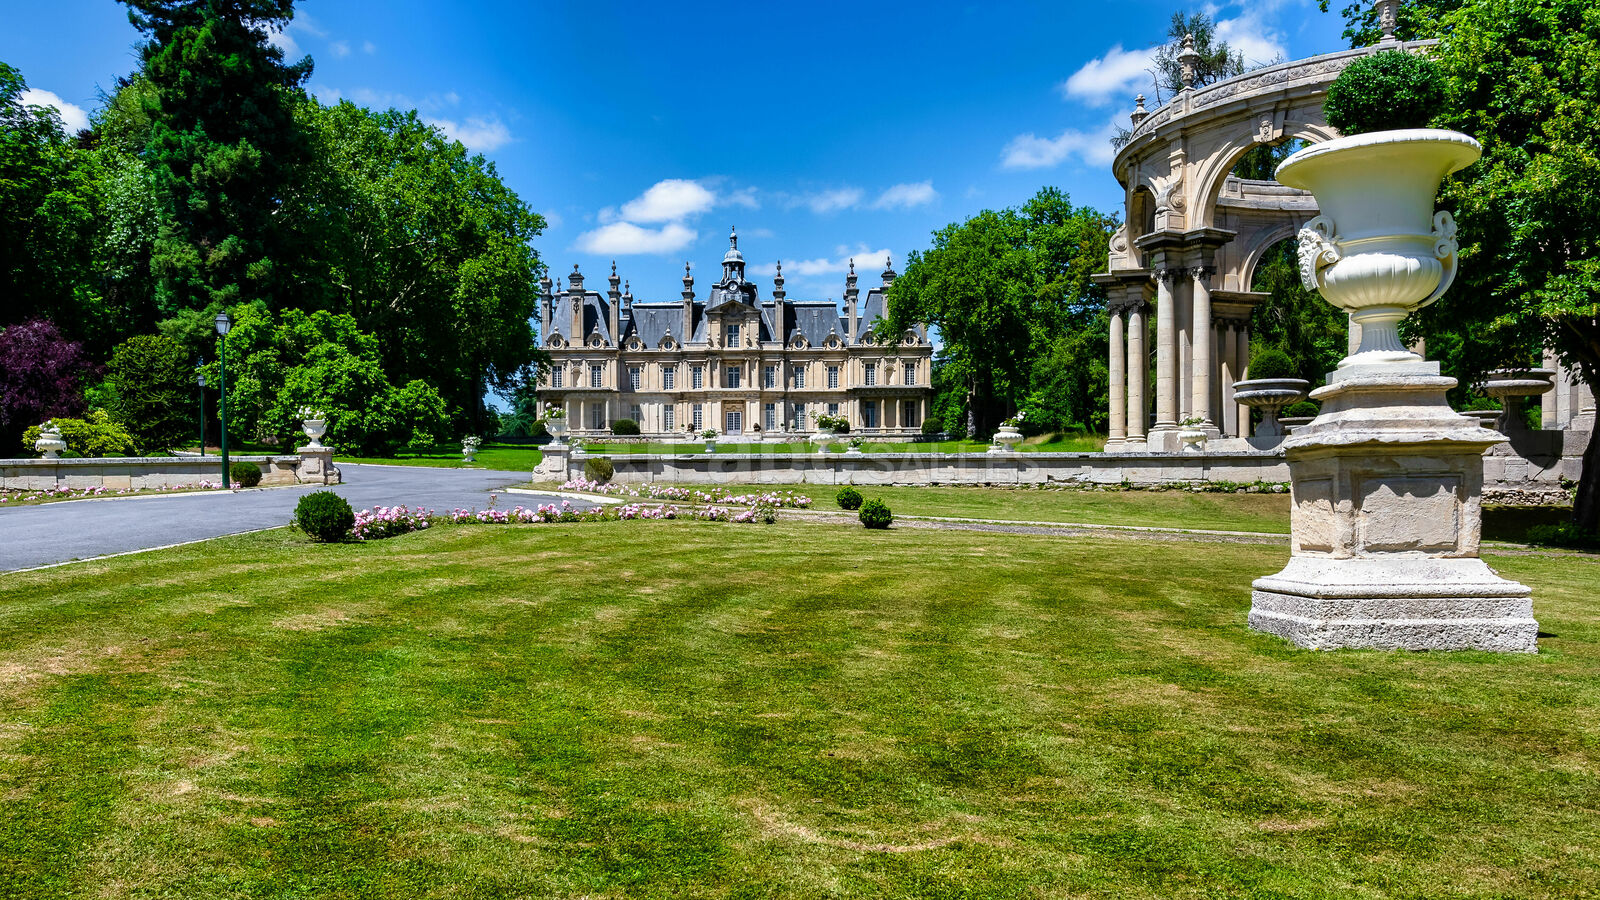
[230, 461, 262, 487]
[611, 418, 640, 436]
[1283, 401, 1320, 418]
[1324, 50, 1446, 136]
[1247, 348, 1298, 380]
[859, 498, 892, 530]
[921, 416, 943, 436]
[584, 456, 615, 484]
[294, 490, 355, 543]
[836, 486, 863, 510]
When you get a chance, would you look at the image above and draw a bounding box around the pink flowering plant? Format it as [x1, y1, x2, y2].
[559, 479, 812, 509]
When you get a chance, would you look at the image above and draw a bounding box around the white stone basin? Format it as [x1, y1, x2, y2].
[1233, 378, 1311, 437]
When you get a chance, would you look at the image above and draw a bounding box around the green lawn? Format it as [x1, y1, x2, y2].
[336, 441, 543, 471]
[1, 521, 1596, 897]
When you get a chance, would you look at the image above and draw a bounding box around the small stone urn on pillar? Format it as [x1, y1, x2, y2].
[34, 422, 67, 459]
[1249, 129, 1536, 652]
[1483, 369, 1555, 435]
[295, 409, 340, 484]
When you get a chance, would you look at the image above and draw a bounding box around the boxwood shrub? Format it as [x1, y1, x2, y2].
[294, 490, 355, 543]
[1324, 50, 1445, 136]
[835, 486, 863, 510]
[1283, 401, 1320, 418]
[584, 456, 615, 483]
[230, 461, 262, 487]
[859, 498, 893, 530]
[611, 418, 641, 436]
[1248, 348, 1297, 380]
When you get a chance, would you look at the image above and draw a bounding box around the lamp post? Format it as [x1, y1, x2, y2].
[215, 313, 232, 488]
[197, 360, 206, 458]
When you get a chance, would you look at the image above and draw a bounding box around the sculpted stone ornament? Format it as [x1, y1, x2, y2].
[1249, 128, 1537, 653]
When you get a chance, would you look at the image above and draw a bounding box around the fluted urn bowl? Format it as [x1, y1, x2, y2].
[301, 418, 327, 449]
[1484, 368, 1555, 434]
[1233, 378, 1311, 438]
[545, 418, 568, 445]
[1276, 130, 1481, 369]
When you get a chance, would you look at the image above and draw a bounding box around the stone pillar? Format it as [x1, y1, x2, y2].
[1126, 301, 1148, 445]
[1235, 326, 1251, 437]
[1153, 268, 1179, 433]
[1542, 348, 1559, 428]
[1107, 302, 1128, 450]
[1176, 274, 1193, 420]
[1219, 321, 1239, 437]
[295, 446, 341, 485]
[1190, 266, 1215, 429]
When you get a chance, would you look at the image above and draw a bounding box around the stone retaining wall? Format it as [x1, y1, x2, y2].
[0, 449, 338, 492]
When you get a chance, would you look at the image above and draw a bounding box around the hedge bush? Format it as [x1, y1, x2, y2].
[1324, 50, 1446, 136]
[21, 411, 138, 458]
[1525, 523, 1600, 551]
[611, 418, 640, 436]
[584, 456, 615, 483]
[1247, 349, 1298, 380]
[836, 486, 863, 510]
[859, 498, 893, 529]
[294, 490, 355, 542]
[921, 416, 943, 435]
[230, 461, 262, 487]
[1283, 401, 1320, 418]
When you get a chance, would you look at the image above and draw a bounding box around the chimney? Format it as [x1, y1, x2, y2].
[843, 259, 859, 344]
[607, 260, 621, 344]
[772, 260, 787, 346]
[680, 261, 695, 340]
[568, 264, 585, 340]
[539, 268, 553, 340]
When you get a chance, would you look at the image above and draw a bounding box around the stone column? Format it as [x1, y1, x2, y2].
[1127, 301, 1148, 445]
[1542, 348, 1559, 428]
[1235, 326, 1251, 437]
[1153, 268, 1179, 432]
[1190, 266, 1215, 429]
[1219, 321, 1239, 437]
[1177, 275, 1193, 420]
[1107, 302, 1127, 449]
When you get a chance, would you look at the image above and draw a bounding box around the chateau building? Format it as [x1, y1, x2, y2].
[537, 229, 934, 439]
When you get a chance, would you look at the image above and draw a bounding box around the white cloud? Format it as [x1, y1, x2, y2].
[428, 116, 512, 152]
[769, 245, 893, 279]
[1215, 11, 1287, 67]
[1061, 44, 1157, 106]
[266, 27, 299, 58]
[542, 210, 563, 230]
[619, 179, 717, 223]
[1000, 122, 1118, 170]
[577, 222, 697, 255]
[19, 88, 89, 133]
[310, 84, 342, 104]
[722, 186, 760, 210]
[782, 187, 865, 214]
[330, 40, 351, 58]
[871, 181, 938, 210]
[362, 40, 377, 54]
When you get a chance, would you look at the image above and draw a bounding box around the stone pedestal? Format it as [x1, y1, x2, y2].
[295, 446, 342, 484]
[533, 442, 570, 479]
[1248, 364, 1537, 652]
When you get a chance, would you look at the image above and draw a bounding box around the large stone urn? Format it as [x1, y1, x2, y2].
[1233, 378, 1311, 438]
[34, 422, 66, 459]
[1483, 368, 1555, 435]
[545, 416, 569, 446]
[989, 423, 1023, 454]
[301, 418, 327, 450]
[1248, 129, 1536, 653]
[816, 427, 836, 454]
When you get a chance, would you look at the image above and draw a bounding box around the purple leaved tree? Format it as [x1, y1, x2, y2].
[0, 319, 93, 452]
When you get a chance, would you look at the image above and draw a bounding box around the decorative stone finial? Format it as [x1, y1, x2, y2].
[1178, 33, 1199, 90]
[881, 254, 897, 287]
[623, 279, 632, 303]
[568, 264, 584, 291]
[1375, 0, 1400, 42]
[773, 260, 786, 299]
[1130, 94, 1149, 128]
[729, 225, 738, 248]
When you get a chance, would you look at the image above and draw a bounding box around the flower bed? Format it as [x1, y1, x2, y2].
[1, 480, 241, 505]
[351, 505, 434, 540]
[346, 496, 775, 541]
[559, 479, 812, 508]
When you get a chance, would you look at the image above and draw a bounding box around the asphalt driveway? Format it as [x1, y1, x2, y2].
[0, 464, 561, 572]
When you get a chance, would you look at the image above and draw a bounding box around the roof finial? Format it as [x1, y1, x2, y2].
[729, 225, 737, 248]
[1178, 33, 1200, 90]
[1131, 93, 1149, 128]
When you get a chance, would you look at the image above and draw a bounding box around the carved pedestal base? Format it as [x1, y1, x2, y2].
[1248, 365, 1536, 652]
[296, 446, 341, 485]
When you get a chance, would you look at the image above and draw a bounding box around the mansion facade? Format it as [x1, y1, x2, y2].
[537, 229, 934, 439]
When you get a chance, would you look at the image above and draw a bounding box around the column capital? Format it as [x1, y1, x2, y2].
[1189, 264, 1217, 282]
[1153, 266, 1184, 284]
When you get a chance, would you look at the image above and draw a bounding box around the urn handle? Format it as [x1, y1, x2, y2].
[1295, 216, 1341, 294]
[1420, 210, 1460, 308]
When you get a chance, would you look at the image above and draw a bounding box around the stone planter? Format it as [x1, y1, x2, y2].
[33, 425, 66, 459]
[989, 425, 1023, 454]
[1178, 426, 1208, 452]
[1278, 129, 1479, 371]
[816, 428, 836, 454]
[1484, 368, 1555, 435]
[462, 442, 478, 462]
[1233, 378, 1311, 438]
[301, 418, 327, 450]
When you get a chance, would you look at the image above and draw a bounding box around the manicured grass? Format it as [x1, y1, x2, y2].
[1, 522, 1595, 897]
[337, 441, 543, 471]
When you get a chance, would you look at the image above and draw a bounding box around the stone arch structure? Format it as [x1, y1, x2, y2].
[1095, 39, 1436, 450]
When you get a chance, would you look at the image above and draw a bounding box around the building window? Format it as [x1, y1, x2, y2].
[692, 404, 703, 431]
[763, 365, 776, 388]
[664, 406, 675, 431]
[863, 401, 878, 429]
[903, 362, 916, 386]
[692, 365, 704, 389]
[551, 368, 563, 388]
[827, 366, 839, 389]
[723, 366, 740, 389]
[764, 403, 776, 431]
[865, 363, 877, 386]
[590, 405, 604, 429]
[725, 409, 742, 434]
[827, 402, 839, 416]
[590, 365, 603, 388]
[903, 401, 918, 428]
[727, 324, 740, 346]
[663, 366, 676, 390]
[630, 404, 642, 423]
[792, 366, 806, 389]
[629, 366, 641, 391]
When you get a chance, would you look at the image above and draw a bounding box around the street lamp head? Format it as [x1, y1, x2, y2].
[198, 374, 206, 387]
[214, 312, 232, 336]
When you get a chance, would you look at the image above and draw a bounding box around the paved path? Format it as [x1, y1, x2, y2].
[0, 464, 560, 572]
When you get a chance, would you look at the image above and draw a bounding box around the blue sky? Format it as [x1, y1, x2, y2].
[3, 0, 1347, 303]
